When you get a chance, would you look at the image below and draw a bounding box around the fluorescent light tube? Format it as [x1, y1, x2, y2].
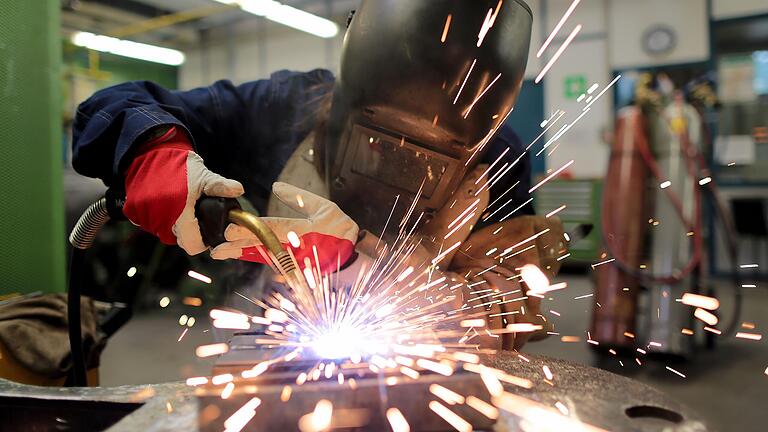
[71, 32, 185, 66]
[214, 0, 339, 38]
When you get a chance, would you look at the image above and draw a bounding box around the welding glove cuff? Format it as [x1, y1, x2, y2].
[123, 125, 244, 255]
[210, 182, 359, 273]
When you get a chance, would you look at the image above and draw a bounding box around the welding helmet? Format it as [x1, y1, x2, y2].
[323, 0, 532, 233]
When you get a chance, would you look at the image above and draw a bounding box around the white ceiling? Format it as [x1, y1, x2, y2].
[63, 0, 360, 48]
[129, 0, 359, 28]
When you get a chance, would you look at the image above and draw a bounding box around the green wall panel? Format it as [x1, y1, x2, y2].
[0, 0, 65, 293]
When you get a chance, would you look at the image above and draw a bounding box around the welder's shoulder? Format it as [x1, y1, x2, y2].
[267, 69, 336, 103]
[215, 69, 334, 109]
[76, 80, 172, 115]
[495, 124, 525, 151]
[269, 68, 335, 86]
[481, 124, 525, 163]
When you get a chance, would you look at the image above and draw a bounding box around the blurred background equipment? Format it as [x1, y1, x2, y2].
[592, 75, 741, 359]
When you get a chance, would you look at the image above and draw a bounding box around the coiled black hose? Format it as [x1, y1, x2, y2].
[68, 198, 110, 386]
[69, 198, 110, 250]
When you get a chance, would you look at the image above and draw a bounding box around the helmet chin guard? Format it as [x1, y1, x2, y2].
[325, 0, 532, 233]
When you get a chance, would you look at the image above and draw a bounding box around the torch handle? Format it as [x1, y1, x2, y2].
[195, 196, 242, 248]
[195, 196, 295, 273]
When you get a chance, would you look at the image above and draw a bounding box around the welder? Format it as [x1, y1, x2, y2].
[71, 0, 564, 351]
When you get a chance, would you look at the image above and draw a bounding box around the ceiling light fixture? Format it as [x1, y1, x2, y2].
[213, 0, 339, 38]
[71, 32, 185, 66]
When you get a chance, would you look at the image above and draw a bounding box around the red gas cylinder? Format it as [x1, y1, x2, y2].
[591, 106, 650, 348]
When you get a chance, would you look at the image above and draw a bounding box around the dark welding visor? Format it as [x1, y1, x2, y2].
[325, 0, 532, 233]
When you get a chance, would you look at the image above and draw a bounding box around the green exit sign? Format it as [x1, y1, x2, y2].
[564, 74, 587, 99]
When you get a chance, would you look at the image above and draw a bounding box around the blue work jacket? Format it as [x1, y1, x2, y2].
[72, 69, 533, 222]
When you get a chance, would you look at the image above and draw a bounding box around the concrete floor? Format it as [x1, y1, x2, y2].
[100, 275, 768, 431]
[522, 276, 768, 432]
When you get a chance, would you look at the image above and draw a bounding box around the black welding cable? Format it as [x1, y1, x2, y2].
[703, 183, 743, 336]
[67, 197, 111, 386]
[68, 247, 87, 386]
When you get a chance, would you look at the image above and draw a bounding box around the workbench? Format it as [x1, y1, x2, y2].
[0, 352, 710, 431]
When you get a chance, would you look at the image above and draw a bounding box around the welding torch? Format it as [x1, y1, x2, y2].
[67, 193, 293, 386]
[194, 197, 297, 274]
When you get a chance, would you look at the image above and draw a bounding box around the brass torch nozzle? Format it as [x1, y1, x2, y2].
[227, 209, 296, 273]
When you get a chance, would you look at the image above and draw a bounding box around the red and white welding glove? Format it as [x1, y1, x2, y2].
[210, 182, 359, 273]
[123, 125, 245, 255]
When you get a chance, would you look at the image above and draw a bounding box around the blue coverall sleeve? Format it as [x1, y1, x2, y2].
[72, 80, 219, 186]
[477, 124, 535, 227]
[71, 69, 334, 193]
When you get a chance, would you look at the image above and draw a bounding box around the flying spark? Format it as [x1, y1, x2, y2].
[212, 373, 234, 385]
[221, 382, 235, 399]
[464, 73, 503, 118]
[666, 366, 686, 378]
[386, 408, 410, 432]
[454, 59, 477, 104]
[546, 204, 567, 218]
[591, 258, 615, 269]
[535, 24, 582, 84]
[543, 365, 554, 380]
[196, 343, 229, 358]
[694, 308, 718, 326]
[186, 376, 208, 386]
[529, 160, 574, 193]
[477, 0, 503, 47]
[441, 14, 452, 43]
[430, 384, 466, 405]
[537, 0, 581, 58]
[429, 401, 472, 432]
[681, 293, 720, 310]
[223, 397, 261, 432]
[187, 270, 212, 284]
[183, 296, 203, 306]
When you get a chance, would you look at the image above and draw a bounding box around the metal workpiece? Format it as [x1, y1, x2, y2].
[198, 367, 496, 431]
[483, 354, 709, 432]
[0, 352, 710, 431]
[0, 379, 196, 432]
